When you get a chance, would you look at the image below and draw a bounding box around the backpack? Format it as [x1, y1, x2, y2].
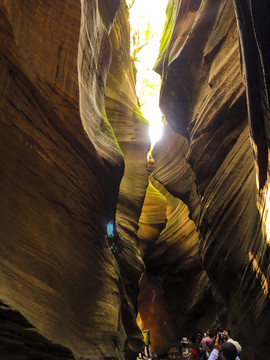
[182, 347, 195, 360]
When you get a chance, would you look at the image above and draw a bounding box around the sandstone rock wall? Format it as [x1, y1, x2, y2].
[137, 124, 219, 355]
[138, 0, 270, 358]
[0, 0, 146, 359]
[232, 0, 270, 190]
[1, 0, 270, 359]
[105, 0, 150, 356]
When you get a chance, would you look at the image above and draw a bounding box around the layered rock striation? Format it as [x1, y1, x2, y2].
[105, 0, 150, 356]
[1, 0, 270, 359]
[0, 0, 147, 359]
[136, 0, 270, 358]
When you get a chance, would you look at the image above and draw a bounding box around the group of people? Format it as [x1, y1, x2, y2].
[166, 330, 243, 360]
[138, 329, 244, 360]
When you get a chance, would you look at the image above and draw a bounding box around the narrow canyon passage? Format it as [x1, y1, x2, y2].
[0, 1, 270, 360]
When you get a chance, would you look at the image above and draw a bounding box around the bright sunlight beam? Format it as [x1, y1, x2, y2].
[128, 0, 168, 147]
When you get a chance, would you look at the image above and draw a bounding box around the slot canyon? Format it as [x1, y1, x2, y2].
[0, 0, 270, 359]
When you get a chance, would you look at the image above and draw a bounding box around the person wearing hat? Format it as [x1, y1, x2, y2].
[201, 336, 214, 359]
[181, 337, 199, 360]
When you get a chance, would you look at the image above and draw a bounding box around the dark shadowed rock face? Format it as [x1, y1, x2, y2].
[0, 301, 75, 359]
[232, 0, 270, 190]
[1, 0, 270, 359]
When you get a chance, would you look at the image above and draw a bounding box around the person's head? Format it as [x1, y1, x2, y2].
[223, 329, 231, 339]
[221, 342, 237, 360]
[201, 336, 214, 352]
[227, 339, 242, 354]
[180, 337, 189, 348]
[167, 341, 182, 360]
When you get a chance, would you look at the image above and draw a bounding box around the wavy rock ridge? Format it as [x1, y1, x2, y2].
[1, 0, 270, 359]
[0, 0, 147, 359]
[137, 0, 270, 358]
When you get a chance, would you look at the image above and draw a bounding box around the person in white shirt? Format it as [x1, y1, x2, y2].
[208, 334, 240, 360]
[222, 330, 242, 355]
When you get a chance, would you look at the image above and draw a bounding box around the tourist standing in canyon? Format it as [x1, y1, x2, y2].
[201, 336, 214, 359]
[206, 334, 240, 360]
[222, 331, 243, 358]
[220, 342, 240, 360]
[181, 337, 198, 360]
[140, 329, 151, 358]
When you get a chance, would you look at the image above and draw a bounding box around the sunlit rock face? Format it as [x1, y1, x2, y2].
[105, 0, 150, 356]
[137, 0, 270, 357]
[0, 0, 146, 359]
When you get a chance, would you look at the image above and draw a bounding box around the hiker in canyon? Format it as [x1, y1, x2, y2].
[140, 329, 151, 358]
[205, 333, 240, 360]
[181, 337, 198, 360]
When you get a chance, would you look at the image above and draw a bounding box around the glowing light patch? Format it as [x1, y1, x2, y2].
[256, 172, 270, 244]
[128, 0, 168, 147]
[249, 251, 268, 295]
[106, 221, 114, 237]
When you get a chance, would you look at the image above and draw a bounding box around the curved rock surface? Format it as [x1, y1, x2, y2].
[140, 0, 270, 357]
[0, 0, 146, 359]
[1, 0, 270, 359]
[138, 172, 217, 355]
[105, 0, 150, 356]
[232, 0, 270, 190]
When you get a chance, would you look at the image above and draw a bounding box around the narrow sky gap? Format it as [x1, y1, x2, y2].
[128, 0, 168, 148]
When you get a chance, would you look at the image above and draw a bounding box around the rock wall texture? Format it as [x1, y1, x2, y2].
[136, 0, 270, 358]
[105, 1, 150, 357]
[1, 0, 270, 359]
[232, 0, 270, 190]
[0, 0, 148, 359]
[138, 172, 218, 355]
